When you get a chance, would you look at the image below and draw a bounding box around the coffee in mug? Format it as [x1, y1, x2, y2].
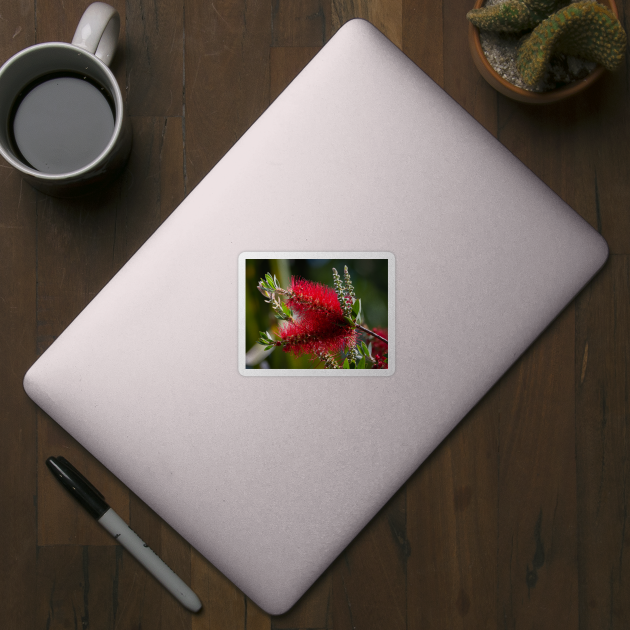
[0, 2, 131, 197]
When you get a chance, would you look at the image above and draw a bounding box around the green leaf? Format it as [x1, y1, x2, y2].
[265, 273, 275, 288]
[352, 298, 361, 317]
[281, 302, 292, 318]
[344, 316, 355, 327]
[361, 341, 369, 356]
[342, 358, 349, 369]
[357, 356, 366, 369]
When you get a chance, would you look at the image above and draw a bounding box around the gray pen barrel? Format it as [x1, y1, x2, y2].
[98, 508, 202, 612]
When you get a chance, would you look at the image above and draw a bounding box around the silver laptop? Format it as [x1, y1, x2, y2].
[24, 19, 608, 614]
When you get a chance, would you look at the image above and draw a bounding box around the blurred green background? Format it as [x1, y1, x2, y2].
[245, 258, 388, 369]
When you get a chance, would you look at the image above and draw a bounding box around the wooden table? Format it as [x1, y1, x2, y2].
[1, 1, 628, 628]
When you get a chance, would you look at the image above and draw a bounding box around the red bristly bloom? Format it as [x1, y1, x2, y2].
[371, 327, 388, 369]
[286, 277, 343, 319]
[279, 277, 357, 356]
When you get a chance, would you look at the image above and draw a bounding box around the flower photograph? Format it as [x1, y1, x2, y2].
[241, 255, 391, 372]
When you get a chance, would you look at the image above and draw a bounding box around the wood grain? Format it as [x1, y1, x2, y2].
[332, 0, 403, 48]
[0, 4, 38, 629]
[125, 0, 184, 117]
[576, 256, 630, 629]
[497, 304, 579, 629]
[36, 545, 119, 630]
[0, 148, 38, 630]
[270, 47, 322, 102]
[407, 392, 499, 629]
[271, 0, 332, 46]
[184, 0, 271, 191]
[331, 486, 408, 630]
[443, 0, 497, 131]
[190, 549, 248, 630]
[271, 573, 332, 629]
[403, 0, 444, 87]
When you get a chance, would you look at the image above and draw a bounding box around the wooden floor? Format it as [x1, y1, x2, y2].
[1, 0, 629, 628]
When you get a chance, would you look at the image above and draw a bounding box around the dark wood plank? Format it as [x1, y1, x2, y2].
[36, 545, 118, 630]
[0, 0, 36, 54]
[271, 0, 331, 46]
[0, 4, 39, 629]
[271, 573, 332, 629]
[184, 0, 272, 192]
[582, 72, 630, 254]
[497, 97, 598, 223]
[576, 255, 630, 629]
[330, 486, 407, 630]
[407, 393, 499, 629]
[443, 0, 497, 131]
[497, 304, 578, 628]
[0, 135, 39, 630]
[190, 549, 247, 630]
[402, 0, 444, 88]
[331, 0, 402, 48]
[247, 599, 272, 630]
[36, 0, 120, 44]
[126, 0, 183, 117]
[270, 47, 321, 103]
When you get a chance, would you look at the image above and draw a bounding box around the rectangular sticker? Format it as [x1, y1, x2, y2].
[238, 253, 394, 376]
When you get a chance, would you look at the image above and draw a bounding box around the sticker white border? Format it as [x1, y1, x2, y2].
[238, 252, 395, 376]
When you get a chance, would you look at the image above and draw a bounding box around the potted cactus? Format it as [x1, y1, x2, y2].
[467, 0, 627, 103]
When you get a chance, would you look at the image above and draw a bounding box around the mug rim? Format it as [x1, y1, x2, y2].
[0, 41, 125, 181]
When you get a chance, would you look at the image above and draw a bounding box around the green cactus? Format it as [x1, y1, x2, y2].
[517, 1, 627, 86]
[467, 0, 568, 33]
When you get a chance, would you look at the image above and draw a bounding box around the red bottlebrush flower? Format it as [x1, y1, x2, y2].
[286, 277, 343, 319]
[371, 328, 388, 355]
[279, 277, 357, 357]
[372, 354, 388, 369]
[278, 320, 347, 356]
[370, 328, 388, 369]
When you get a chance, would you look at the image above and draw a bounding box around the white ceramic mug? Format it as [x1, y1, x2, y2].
[0, 2, 131, 197]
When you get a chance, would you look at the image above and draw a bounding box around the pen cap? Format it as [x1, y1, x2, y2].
[46, 456, 110, 519]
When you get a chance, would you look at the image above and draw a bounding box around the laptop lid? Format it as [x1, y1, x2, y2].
[24, 19, 607, 614]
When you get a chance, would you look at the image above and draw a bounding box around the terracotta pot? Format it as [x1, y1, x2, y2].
[468, 0, 619, 103]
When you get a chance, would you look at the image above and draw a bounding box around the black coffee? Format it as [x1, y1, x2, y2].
[10, 73, 115, 174]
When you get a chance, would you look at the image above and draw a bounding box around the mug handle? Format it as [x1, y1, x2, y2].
[71, 2, 120, 67]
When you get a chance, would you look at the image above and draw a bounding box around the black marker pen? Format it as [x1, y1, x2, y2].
[46, 456, 202, 612]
